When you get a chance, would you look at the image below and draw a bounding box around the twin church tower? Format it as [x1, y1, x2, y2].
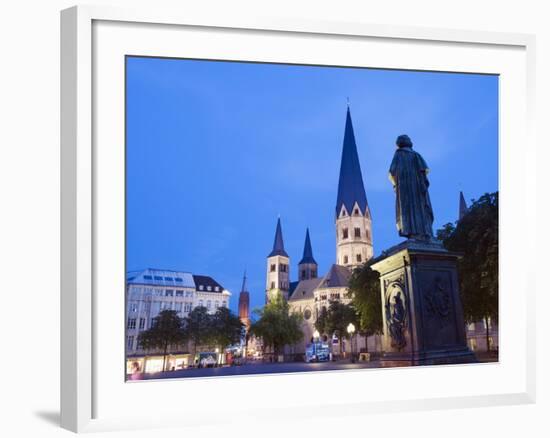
[265, 108, 373, 304]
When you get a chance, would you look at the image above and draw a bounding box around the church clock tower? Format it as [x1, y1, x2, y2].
[335, 108, 373, 269]
[265, 217, 290, 303]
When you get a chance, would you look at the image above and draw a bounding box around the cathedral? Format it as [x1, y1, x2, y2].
[264, 107, 377, 355]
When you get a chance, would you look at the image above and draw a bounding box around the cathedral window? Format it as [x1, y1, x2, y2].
[270, 281, 275, 289]
[354, 227, 361, 238]
[343, 255, 349, 264]
[356, 254, 362, 262]
[301, 270, 306, 280]
[342, 228, 349, 239]
[270, 264, 276, 272]
[354, 208, 359, 215]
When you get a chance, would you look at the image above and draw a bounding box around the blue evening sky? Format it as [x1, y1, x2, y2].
[126, 57, 498, 313]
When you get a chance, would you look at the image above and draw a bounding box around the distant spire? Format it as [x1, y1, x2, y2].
[299, 228, 317, 265]
[336, 107, 369, 216]
[241, 270, 248, 292]
[459, 191, 468, 220]
[268, 217, 288, 257]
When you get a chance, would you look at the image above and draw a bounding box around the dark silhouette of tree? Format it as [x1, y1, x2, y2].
[138, 310, 187, 372]
[322, 301, 358, 357]
[185, 306, 214, 359]
[436, 191, 499, 352]
[348, 262, 383, 352]
[249, 294, 303, 358]
[210, 307, 245, 352]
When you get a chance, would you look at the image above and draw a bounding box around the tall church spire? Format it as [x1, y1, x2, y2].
[459, 191, 468, 220]
[299, 228, 316, 265]
[336, 108, 369, 216]
[238, 270, 250, 330]
[268, 217, 288, 257]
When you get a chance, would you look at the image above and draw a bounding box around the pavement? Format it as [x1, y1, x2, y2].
[139, 360, 381, 380]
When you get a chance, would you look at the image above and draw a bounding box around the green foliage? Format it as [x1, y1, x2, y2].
[249, 294, 304, 355]
[315, 300, 358, 355]
[348, 262, 383, 337]
[436, 192, 499, 349]
[185, 306, 213, 353]
[210, 307, 245, 350]
[138, 310, 188, 370]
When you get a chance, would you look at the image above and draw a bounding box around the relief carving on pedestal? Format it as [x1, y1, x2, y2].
[385, 279, 407, 351]
[424, 275, 452, 327]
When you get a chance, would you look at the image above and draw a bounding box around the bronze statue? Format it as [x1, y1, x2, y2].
[389, 135, 434, 241]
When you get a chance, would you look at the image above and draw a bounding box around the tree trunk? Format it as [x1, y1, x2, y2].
[163, 342, 168, 372]
[364, 334, 369, 353]
[485, 316, 491, 353]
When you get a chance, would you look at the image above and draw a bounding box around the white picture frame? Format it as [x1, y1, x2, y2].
[61, 4, 536, 433]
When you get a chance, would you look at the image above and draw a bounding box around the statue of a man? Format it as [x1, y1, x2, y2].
[389, 135, 434, 241]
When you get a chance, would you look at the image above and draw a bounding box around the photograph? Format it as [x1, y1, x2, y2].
[124, 56, 499, 381]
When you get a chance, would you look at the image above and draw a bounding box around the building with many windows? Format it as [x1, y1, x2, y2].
[125, 268, 231, 373]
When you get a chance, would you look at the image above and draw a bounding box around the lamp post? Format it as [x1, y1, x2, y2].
[347, 323, 356, 363]
[313, 330, 320, 362]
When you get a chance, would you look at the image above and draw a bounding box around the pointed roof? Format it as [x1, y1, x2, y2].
[240, 270, 248, 292]
[459, 191, 468, 220]
[320, 264, 352, 288]
[299, 228, 317, 265]
[268, 217, 288, 257]
[336, 108, 369, 216]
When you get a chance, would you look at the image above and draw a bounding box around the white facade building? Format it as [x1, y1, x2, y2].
[125, 268, 231, 371]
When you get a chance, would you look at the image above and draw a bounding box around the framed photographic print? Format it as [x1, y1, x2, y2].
[61, 5, 536, 433]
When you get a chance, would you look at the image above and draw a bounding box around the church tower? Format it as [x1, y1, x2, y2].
[238, 271, 250, 331]
[265, 218, 290, 303]
[298, 228, 318, 280]
[335, 107, 373, 269]
[459, 191, 468, 221]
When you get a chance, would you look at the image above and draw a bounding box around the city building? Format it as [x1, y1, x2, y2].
[125, 268, 231, 373]
[265, 107, 379, 357]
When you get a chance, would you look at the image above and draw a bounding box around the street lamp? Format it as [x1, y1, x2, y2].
[347, 323, 356, 363]
[312, 330, 320, 362]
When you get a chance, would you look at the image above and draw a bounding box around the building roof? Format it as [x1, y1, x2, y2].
[319, 264, 351, 289]
[192, 275, 225, 293]
[289, 281, 300, 297]
[298, 228, 317, 265]
[459, 191, 468, 220]
[336, 108, 369, 216]
[126, 268, 195, 288]
[268, 217, 289, 257]
[288, 277, 324, 302]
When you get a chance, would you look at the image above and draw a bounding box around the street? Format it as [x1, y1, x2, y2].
[139, 360, 382, 380]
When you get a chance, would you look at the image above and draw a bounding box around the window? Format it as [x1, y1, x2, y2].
[184, 303, 192, 312]
[160, 302, 171, 311]
[301, 270, 306, 280]
[280, 264, 287, 273]
[139, 318, 146, 330]
[354, 208, 359, 215]
[304, 309, 312, 320]
[198, 300, 203, 307]
[354, 227, 361, 238]
[127, 318, 136, 330]
[342, 228, 349, 239]
[174, 302, 183, 313]
[271, 281, 275, 289]
[215, 301, 219, 309]
[270, 264, 276, 272]
[207, 300, 211, 309]
[165, 289, 174, 297]
[215, 287, 219, 292]
[356, 254, 362, 263]
[185, 291, 193, 298]
[175, 290, 184, 297]
[343, 255, 349, 264]
[129, 301, 138, 313]
[126, 335, 134, 349]
[207, 286, 212, 291]
[175, 277, 183, 283]
[199, 285, 204, 291]
[154, 276, 163, 281]
[143, 275, 153, 280]
[152, 289, 162, 296]
[164, 276, 173, 282]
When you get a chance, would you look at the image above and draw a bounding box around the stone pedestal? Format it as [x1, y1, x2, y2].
[371, 240, 476, 366]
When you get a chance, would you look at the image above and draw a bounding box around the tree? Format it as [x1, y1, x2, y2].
[348, 262, 383, 352]
[185, 306, 214, 359]
[314, 306, 329, 336]
[322, 301, 358, 356]
[436, 192, 499, 352]
[210, 307, 245, 352]
[249, 294, 303, 358]
[138, 310, 187, 372]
